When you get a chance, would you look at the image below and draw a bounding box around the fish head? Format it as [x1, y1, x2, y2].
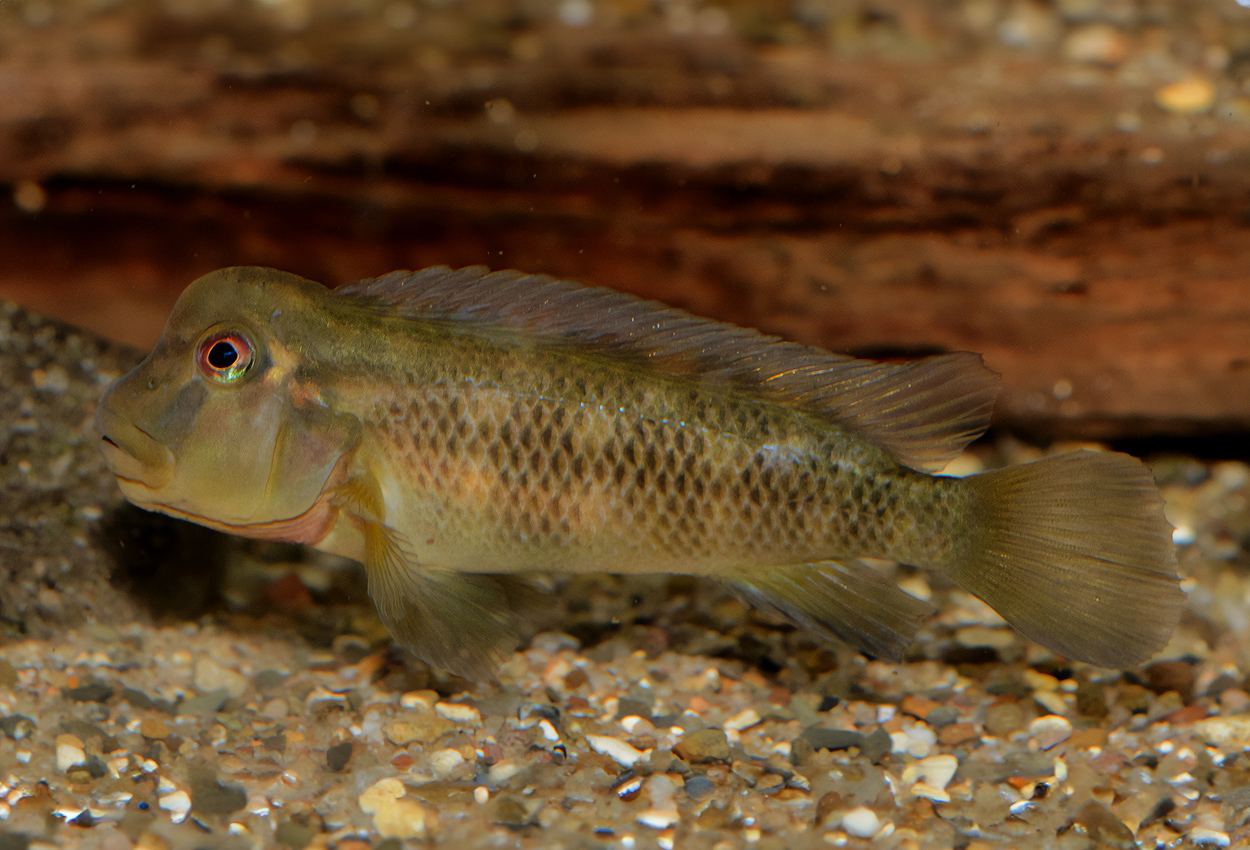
[96, 267, 361, 538]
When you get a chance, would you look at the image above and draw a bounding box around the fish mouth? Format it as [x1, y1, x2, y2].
[95, 407, 176, 491]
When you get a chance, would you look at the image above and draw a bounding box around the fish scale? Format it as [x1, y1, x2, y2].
[96, 265, 1183, 676]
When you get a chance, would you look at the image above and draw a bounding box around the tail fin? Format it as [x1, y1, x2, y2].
[952, 451, 1183, 668]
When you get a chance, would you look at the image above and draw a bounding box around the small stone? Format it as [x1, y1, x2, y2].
[261, 697, 290, 719]
[140, 718, 171, 740]
[1156, 78, 1215, 114]
[159, 790, 192, 823]
[326, 741, 353, 772]
[429, 747, 465, 778]
[434, 701, 481, 727]
[0, 659, 16, 689]
[1028, 715, 1072, 750]
[0, 715, 35, 740]
[684, 775, 715, 800]
[359, 777, 435, 839]
[385, 715, 452, 746]
[178, 689, 229, 716]
[587, 734, 646, 767]
[189, 765, 247, 816]
[938, 723, 979, 746]
[955, 627, 1015, 650]
[902, 754, 959, 790]
[841, 806, 880, 838]
[1191, 827, 1231, 846]
[55, 733, 87, 772]
[673, 729, 729, 764]
[985, 701, 1026, 737]
[274, 820, 319, 849]
[193, 658, 249, 699]
[64, 681, 114, 703]
[1146, 660, 1195, 702]
[800, 727, 864, 753]
[861, 727, 892, 764]
[724, 708, 761, 733]
[756, 773, 785, 794]
[1069, 801, 1136, 849]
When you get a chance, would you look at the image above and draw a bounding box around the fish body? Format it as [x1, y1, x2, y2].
[97, 266, 1183, 676]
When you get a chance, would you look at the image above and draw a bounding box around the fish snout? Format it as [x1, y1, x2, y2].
[95, 405, 176, 491]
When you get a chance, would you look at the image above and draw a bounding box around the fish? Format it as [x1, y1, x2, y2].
[95, 265, 1184, 677]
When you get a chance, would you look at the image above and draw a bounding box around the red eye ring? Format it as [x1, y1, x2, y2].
[196, 331, 254, 383]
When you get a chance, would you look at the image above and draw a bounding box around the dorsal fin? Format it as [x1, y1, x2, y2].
[335, 267, 999, 472]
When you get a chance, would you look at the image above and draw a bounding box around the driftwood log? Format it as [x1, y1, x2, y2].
[2, 0, 1248, 440]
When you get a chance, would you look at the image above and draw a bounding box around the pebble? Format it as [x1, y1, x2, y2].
[984, 702, 1026, 737]
[1193, 716, 1250, 750]
[158, 790, 192, 823]
[673, 729, 729, 763]
[193, 657, 249, 698]
[586, 734, 647, 767]
[429, 747, 466, 777]
[435, 701, 482, 727]
[1156, 77, 1216, 114]
[955, 626, 1015, 650]
[326, 740, 353, 771]
[841, 806, 881, 838]
[1028, 715, 1073, 750]
[902, 754, 959, 790]
[799, 727, 864, 753]
[385, 715, 452, 746]
[359, 777, 435, 839]
[723, 708, 761, 733]
[139, 717, 171, 740]
[55, 733, 86, 772]
[890, 723, 937, 758]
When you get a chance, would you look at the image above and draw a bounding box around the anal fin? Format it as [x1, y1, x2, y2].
[724, 560, 935, 662]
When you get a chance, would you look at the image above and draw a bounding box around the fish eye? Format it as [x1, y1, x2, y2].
[196, 331, 254, 384]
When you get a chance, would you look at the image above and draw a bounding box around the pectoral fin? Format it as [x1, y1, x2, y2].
[332, 475, 536, 678]
[724, 560, 935, 662]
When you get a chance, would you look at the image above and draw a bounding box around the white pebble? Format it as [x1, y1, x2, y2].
[1028, 715, 1073, 750]
[474, 786, 490, 804]
[429, 748, 464, 777]
[435, 701, 482, 727]
[488, 760, 521, 785]
[1191, 827, 1230, 846]
[724, 708, 761, 733]
[538, 719, 560, 742]
[912, 782, 950, 803]
[902, 754, 959, 790]
[159, 790, 192, 823]
[841, 806, 881, 838]
[586, 734, 646, 767]
[637, 808, 679, 829]
[55, 736, 86, 773]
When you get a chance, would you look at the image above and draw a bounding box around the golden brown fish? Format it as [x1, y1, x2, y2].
[95, 266, 1183, 676]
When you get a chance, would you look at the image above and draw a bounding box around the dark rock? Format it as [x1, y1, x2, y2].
[63, 681, 113, 703]
[326, 741, 353, 772]
[800, 727, 865, 753]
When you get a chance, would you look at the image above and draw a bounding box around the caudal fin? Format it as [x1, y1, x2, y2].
[952, 451, 1183, 668]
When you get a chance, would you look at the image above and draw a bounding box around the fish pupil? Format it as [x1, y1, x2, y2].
[208, 341, 239, 369]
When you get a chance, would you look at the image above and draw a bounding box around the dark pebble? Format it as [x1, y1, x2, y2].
[684, 774, 716, 800]
[927, 705, 960, 727]
[189, 766, 247, 816]
[1069, 800, 1136, 849]
[861, 727, 892, 764]
[800, 727, 864, 752]
[326, 741, 353, 772]
[275, 821, 318, 849]
[64, 682, 113, 703]
[0, 715, 35, 740]
[1147, 660, 1195, 702]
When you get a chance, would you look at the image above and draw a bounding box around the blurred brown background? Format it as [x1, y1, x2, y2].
[2, 0, 1248, 440]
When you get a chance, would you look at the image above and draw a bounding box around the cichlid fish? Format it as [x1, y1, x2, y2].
[96, 266, 1183, 676]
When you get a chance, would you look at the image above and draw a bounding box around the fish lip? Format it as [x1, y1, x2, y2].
[95, 406, 175, 490]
